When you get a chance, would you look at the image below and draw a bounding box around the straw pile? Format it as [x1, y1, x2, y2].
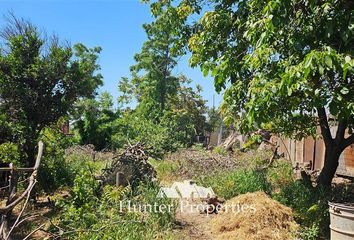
[211, 191, 298, 240]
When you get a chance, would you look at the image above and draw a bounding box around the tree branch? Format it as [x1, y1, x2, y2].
[22, 223, 46, 240]
[5, 181, 36, 240]
[335, 120, 347, 146]
[343, 134, 354, 150]
[317, 107, 333, 146]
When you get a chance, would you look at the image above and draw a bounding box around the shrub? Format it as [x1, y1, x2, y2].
[274, 180, 354, 239]
[149, 158, 180, 184]
[274, 180, 330, 239]
[38, 127, 76, 192]
[112, 110, 195, 157]
[266, 159, 294, 189]
[57, 169, 100, 229]
[242, 134, 262, 150]
[212, 146, 228, 156]
[300, 223, 320, 240]
[0, 142, 21, 165]
[112, 113, 169, 157]
[55, 170, 176, 239]
[199, 169, 271, 200]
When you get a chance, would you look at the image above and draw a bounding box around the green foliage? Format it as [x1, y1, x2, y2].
[119, 0, 196, 119]
[212, 146, 228, 156]
[112, 112, 169, 157]
[300, 223, 320, 240]
[71, 170, 100, 209]
[186, 0, 354, 136]
[112, 105, 198, 157]
[277, 182, 354, 239]
[266, 160, 294, 189]
[116, 0, 210, 156]
[206, 107, 222, 132]
[38, 125, 109, 193]
[199, 169, 271, 200]
[242, 135, 263, 150]
[74, 91, 117, 150]
[38, 125, 76, 192]
[149, 158, 179, 183]
[149, 158, 178, 174]
[0, 142, 21, 165]
[160, 0, 354, 184]
[56, 171, 175, 239]
[0, 15, 103, 166]
[273, 180, 339, 239]
[57, 169, 100, 229]
[133, 183, 176, 228]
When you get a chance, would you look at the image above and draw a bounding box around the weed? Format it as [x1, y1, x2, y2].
[199, 169, 271, 199]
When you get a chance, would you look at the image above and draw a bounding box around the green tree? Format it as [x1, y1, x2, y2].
[0, 15, 103, 166]
[115, 75, 209, 156]
[184, 0, 354, 185]
[115, 1, 211, 155]
[121, 0, 195, 120]
[75, 91, 117, 150]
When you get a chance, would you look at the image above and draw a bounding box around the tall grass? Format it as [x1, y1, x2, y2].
[199, 169, 272, 200]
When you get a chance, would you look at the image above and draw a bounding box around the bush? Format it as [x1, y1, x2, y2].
[57, 169, 100, 229]
[199, 169, 271, 200]
[38, 155, 75, 193]
[242, 134, 262, 150]
[266, 159, 294, 189]
[0, 142, 21, 165]
[274, 180, 354, 239]
[55, 170, 176, 239]
[212, 146, 228, 156]
[112, 110, 195, 157]
[274, 180, 331, 239]
[299, 223, 320, 240]
[149, 158, 180, 184]
[38, 127, 76, 192]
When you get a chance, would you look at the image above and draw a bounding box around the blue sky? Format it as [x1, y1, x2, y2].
[0, 0, 222, 108]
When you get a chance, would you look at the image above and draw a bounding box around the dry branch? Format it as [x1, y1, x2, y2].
[0, 141, 43, 240]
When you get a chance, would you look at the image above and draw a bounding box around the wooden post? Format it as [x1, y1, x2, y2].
[7, 163, 18, 206]
[116, 172, 124, 187]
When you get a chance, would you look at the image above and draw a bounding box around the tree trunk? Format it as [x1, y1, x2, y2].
[23, 126, 41, 167]
[317, 146, 341, 186]
[24, 140, 37, 167]
[315, 108, 354, 186]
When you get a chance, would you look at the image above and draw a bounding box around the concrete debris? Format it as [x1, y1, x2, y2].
[158, 180, 215, 200]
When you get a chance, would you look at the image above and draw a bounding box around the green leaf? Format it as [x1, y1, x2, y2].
[304, 56, 313, 68]
[329, 101, 339, 115]
[319, 65, 324, 75]
[340, 87, 349, 95]
[325, 56, 333, 68]
[345, 56, 351, 63]
[202, 67, 209, 77]
[287, 87, 293, 96]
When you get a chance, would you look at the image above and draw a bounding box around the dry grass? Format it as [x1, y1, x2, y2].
[211, 191, 298, 240]
[154, 148, 272, 185]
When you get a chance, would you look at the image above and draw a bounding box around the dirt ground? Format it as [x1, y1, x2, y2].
[173, 200, 217, 240]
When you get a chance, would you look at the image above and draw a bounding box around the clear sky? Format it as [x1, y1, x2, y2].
[0, 0, 222, 108]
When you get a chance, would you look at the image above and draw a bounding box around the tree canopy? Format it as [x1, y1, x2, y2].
[150, 0, 354, 185]
[0, 16, 102, 165]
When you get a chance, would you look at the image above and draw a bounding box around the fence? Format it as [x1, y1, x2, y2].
[275, 127, 354, 177]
